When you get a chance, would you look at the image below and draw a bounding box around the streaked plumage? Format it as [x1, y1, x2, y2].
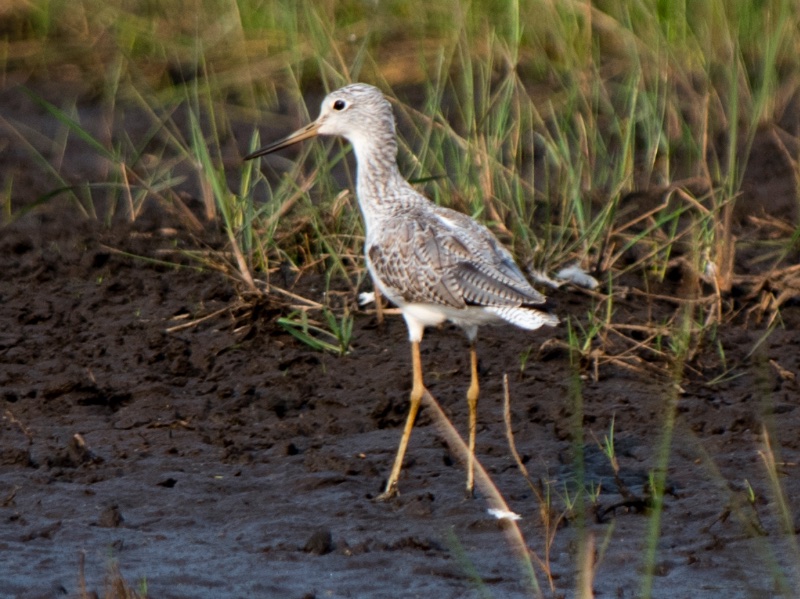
[367, 203, 557, 340]
[246, 83, 557, 500]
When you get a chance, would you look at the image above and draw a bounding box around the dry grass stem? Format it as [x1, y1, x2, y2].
[421, 384, 544, 598]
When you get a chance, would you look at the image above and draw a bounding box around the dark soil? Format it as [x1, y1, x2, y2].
[2, 88, 800, 599]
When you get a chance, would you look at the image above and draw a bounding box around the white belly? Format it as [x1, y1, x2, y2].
[397, 302, 503, 343]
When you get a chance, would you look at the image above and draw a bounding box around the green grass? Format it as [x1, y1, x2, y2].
[5, 0, 797, 282]
[3, 0, 800, 596]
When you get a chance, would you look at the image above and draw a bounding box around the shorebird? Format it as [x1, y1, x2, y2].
[245, 83, 557, 500]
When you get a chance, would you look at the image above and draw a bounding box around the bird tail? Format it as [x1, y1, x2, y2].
[485, 306, 559, 330]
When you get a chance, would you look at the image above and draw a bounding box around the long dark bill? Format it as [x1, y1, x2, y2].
[243, 121, 321, 161]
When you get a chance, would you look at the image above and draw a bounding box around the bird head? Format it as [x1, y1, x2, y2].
[244, 83, 395, 160]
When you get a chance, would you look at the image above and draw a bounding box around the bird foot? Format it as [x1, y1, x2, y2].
[375, 484, 399, 502]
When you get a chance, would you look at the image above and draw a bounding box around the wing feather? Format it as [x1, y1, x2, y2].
[368, 218, 464, 308]
[367, 203, 549, 314]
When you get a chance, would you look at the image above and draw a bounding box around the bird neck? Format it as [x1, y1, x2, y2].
[350, 134, 410, 230]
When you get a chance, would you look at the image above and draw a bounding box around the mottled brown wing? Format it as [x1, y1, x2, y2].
[367, 215, 465, 309]
[367, 205, 546, 311]
[432, 206, 548, 307]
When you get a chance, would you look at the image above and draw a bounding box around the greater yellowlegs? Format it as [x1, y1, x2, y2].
[245, 84, 558, 500]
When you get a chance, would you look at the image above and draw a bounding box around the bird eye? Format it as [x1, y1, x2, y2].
[332, 99, 347, 111]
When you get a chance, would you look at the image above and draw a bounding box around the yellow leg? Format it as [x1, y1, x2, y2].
[466, 341, 479, 497]
[377, 340, 425, 501]
[375, 287, 384, 325]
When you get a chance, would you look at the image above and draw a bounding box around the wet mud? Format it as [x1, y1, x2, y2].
[1, 91, 800, 599]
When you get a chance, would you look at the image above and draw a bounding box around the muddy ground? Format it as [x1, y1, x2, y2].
[1, 87, 800, 599]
